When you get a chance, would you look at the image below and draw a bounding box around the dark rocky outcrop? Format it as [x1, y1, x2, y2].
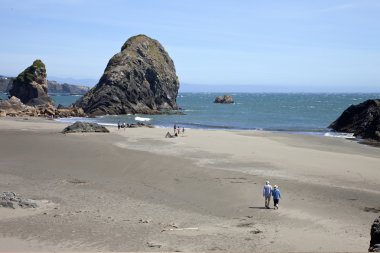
[75, 34, 180, 116]
[125, 122, 154, 128]
[9, 60, 54, 106]
[329, 99, 380, 141]
[214, 95, 234, 104]
[62, 121, 110, 134]
[0, 62, 87, 118]
[370, 216, 380, 252]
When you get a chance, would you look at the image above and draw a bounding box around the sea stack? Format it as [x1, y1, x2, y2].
[75, 34, 180, 116]
[9, 59, 53, 106]
[329, 99, 380, 141]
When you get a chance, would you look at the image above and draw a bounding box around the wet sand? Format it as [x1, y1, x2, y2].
[0, 117, 379, 251]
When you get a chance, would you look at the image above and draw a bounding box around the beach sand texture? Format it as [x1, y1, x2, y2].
[0, 117, 379, 251]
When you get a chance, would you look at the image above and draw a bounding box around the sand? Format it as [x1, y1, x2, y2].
[0, 116, 379, 251]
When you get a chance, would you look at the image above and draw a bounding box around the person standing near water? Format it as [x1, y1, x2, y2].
[263, 181, 272, 209]
[272, 185, 281, 209]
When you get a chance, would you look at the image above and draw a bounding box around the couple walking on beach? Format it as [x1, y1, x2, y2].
[263, 181, 281, 209]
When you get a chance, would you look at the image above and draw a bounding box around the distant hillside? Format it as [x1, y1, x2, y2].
[0, 76, 14, 92]
[47, 80, 90, 95]
[0, 76, 89, 95]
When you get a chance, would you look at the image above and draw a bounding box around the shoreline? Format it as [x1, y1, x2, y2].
[54, 116, 355, 138]
[0, 116, 379, 251]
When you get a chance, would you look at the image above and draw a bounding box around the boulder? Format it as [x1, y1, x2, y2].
[214, 95, 234, 104]
[0, 191, 37, 209]
[9, 59, 53, 106]
[329, 99, 380, 141]
[75, 34, 180, 116]
[370, 216, 380, 252]
[62, 121, 110, 134]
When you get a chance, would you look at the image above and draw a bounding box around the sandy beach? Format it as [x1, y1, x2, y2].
[0, 117, 379, 251]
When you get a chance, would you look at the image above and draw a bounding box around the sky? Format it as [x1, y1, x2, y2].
[0, 0, 379, 92]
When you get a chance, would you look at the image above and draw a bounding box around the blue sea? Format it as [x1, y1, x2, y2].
[43, 92, 379, 135]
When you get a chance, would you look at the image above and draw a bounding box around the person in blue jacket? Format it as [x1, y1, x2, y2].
[272, 185, 281, 209]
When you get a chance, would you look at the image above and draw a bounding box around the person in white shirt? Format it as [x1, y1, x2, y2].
[263, 181, 273, 209]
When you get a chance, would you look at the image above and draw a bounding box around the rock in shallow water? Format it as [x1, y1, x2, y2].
[329, 99, 380, 141]
[214, 95, 234, 104]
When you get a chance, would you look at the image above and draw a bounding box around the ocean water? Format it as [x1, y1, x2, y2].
[50, 92, 380, 134]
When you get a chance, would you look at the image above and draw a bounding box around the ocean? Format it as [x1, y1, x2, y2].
[44, 92, 379, 135]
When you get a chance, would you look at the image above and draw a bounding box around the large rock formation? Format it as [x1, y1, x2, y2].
[75, 34, 180, 116]
[370, 216, 380, 252]
[214, 95, 234, 104]
[9, 60, 53, 106]
[329, 99, 380, 141]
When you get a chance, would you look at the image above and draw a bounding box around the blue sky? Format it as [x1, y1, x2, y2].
[0, 0, 379, 92]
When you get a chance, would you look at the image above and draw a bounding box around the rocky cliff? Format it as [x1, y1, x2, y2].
[329, 99, 380, 141]
[9, 60, 53, 106]
[75, 34, 180, 116]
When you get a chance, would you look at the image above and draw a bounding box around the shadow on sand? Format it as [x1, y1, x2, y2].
[248, 206, 268, 209]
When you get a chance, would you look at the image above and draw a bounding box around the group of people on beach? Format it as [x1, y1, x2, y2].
[263, 181, 281, 209]
[165, 124, 185, 138]
[117, 122, 126, 130]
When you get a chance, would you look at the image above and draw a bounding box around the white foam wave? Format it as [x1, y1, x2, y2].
[324, 132, 355, 139]
[100, 123, 117, 127]
[135, 116, 151, 122]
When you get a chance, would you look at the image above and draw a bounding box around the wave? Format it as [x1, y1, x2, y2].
[324, 132, 355, 139]
[55, 117, 88, 124]
[135, 116, 151, 122]
[175, 122, 253, 130]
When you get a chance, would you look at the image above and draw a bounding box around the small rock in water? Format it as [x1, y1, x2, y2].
[214, 95, 234, 104]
